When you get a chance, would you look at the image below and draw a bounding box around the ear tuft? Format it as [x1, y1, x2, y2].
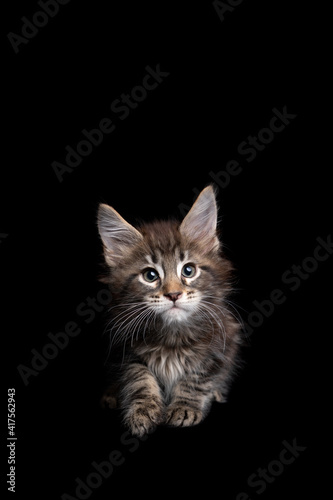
[179, 186, 219, 253]
[97, 204, 142, 266]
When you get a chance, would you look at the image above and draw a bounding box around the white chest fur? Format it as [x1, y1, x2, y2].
[139, 344, 195, 393]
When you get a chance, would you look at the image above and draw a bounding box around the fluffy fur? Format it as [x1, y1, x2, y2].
[98, 186, 241, 436]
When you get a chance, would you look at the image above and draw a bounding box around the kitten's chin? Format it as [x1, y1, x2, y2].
[162, 305, 190, 324]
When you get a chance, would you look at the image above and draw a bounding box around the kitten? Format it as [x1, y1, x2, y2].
[98, 186, 241, 436]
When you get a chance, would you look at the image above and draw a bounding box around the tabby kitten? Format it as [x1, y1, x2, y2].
[98, 186, 241, 436]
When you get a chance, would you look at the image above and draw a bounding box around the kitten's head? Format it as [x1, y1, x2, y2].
[97, 186, 233, 333]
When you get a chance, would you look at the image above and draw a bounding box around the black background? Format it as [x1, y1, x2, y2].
[2, 1, 331, 499]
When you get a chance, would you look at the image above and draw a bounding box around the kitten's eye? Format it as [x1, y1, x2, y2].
[142, 268, 159, 283]
[181, 264, 196, 278]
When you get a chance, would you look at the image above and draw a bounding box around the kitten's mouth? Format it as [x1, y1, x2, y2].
[156, 299, 193, 322]
[169, 303, 183, 311]
[163, 302, 189, 320]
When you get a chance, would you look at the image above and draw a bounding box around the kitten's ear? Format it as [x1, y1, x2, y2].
[179, 186, 219, 253]
[97, 204, 143, 265]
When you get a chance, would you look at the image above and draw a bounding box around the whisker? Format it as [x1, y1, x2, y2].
[199, 300, 227, 351]
[103, 302, 150, 361]
[103, 302, 147, 335]
[203, 294, 245, 327]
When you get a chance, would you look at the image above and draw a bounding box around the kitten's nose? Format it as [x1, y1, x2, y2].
[164, 291, 183, 302]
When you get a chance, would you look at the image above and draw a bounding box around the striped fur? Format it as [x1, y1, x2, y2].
[98, 186, 241, 436]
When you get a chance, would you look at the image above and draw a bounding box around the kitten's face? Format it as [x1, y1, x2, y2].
[140, 251, 200, 324]
[98, 186, 231, 334]
[121, 242, 210, 326]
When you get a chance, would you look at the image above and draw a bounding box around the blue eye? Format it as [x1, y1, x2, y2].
[181, 264, 196, 278]
[143, 268, 159, 282]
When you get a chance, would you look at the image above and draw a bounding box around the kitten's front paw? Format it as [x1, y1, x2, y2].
[166, 405, 203, 428]
[125, 401, 164, 437]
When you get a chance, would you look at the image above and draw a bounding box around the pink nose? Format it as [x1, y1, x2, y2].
[164, 292, 183, 302]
